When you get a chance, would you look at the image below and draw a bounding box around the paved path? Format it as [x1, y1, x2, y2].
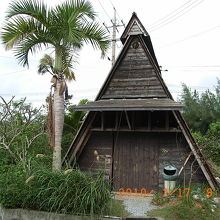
[113, 193, 158, 216]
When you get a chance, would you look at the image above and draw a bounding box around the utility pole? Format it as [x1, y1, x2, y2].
[103, 7, 125, 66]
[111, 7, 117, 66]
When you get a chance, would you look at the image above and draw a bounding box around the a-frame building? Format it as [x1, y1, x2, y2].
[63, 13, 218, 191]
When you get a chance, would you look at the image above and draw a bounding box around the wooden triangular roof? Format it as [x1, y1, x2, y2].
[96, 35, 166, 100]
[63, 13, 218, 190]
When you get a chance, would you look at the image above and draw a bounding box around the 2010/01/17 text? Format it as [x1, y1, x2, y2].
[116, 187, 218, 198]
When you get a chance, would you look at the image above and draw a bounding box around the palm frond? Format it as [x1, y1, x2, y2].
[81, 22, 110, 57]
[7, 0, 50, 28]
[38, 52, 76, 81]
[59, 47, 77, 81]
[38, 54, 54, 75]
[63, 70, 76, 81]
[54, 0, 95, 23]
[52, 0, 96, 47]
[14, 34, 51, 67]
[1, 16, 45, 50]
[1, 0, 110, 69]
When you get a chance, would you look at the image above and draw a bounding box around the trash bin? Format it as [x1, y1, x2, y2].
[162, 165, 178, 193]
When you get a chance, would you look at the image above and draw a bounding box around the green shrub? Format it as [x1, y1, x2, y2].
[193, 126, 220, 166]
[0, 164, 111, 215]
[0, 164, 26, 208]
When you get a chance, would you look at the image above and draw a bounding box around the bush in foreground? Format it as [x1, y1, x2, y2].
[0, 163, 111, 215]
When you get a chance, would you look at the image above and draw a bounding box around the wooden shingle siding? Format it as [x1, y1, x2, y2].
[112, 71, 155, 79]
[104, 90, 166, 96]
[102, 37, 167, 99]
[102, 93, 167, 99]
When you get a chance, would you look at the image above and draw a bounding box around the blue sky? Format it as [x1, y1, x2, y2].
[0, 0, 220, 106]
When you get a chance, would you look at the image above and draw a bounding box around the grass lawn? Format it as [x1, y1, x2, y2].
[148, 198, 220, 220]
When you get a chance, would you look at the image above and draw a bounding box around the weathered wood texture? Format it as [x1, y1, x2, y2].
[101, 37, 167, 99]
[113, 132, 159, 190]
[72, 95, 213, 188]
[78, 131, 113, 180]
[75, 99, 184, 111]
[158, 133, 206, 188]
[77, 115, 206, 190]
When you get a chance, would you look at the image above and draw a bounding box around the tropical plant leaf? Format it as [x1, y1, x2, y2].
[15, 34, 52, 67]
[81, 22, 110, 57]
[38, 54, 54, 75]
[1, 0, 110, 68]
[7, 0, 50, 28]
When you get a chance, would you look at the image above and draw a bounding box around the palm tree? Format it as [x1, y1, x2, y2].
[38, 53, 75, 150]
[1, 0, 109, 171]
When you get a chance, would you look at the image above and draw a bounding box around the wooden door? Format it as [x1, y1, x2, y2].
[113, 132, 159, 191]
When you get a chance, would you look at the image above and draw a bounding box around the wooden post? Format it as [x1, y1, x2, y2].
[125, 111, 132, 130]
[172, 110, 216, 190]
[178, 152, 193, 176]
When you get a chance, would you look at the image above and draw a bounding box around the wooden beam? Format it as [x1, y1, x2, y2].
[178, 152, 193, 176]
[76, 130, 92, 160]
[125, 111, 132, 130]
[172, 110, 216, 190]
[148, 111, 151, 130]
[91, 128, 181, 132]
[68, 113, 97, 165]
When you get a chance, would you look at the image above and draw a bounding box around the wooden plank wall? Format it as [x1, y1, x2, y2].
[78, 131, 113, 180]
[158, 133, 206, 188]
[77, 130, 207, 190]
[102, 37, 167, 99]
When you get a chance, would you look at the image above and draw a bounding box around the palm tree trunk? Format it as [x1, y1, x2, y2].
[52, 77, 64, 171]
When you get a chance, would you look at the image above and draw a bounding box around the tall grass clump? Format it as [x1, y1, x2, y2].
[0, 163, 111, 215]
